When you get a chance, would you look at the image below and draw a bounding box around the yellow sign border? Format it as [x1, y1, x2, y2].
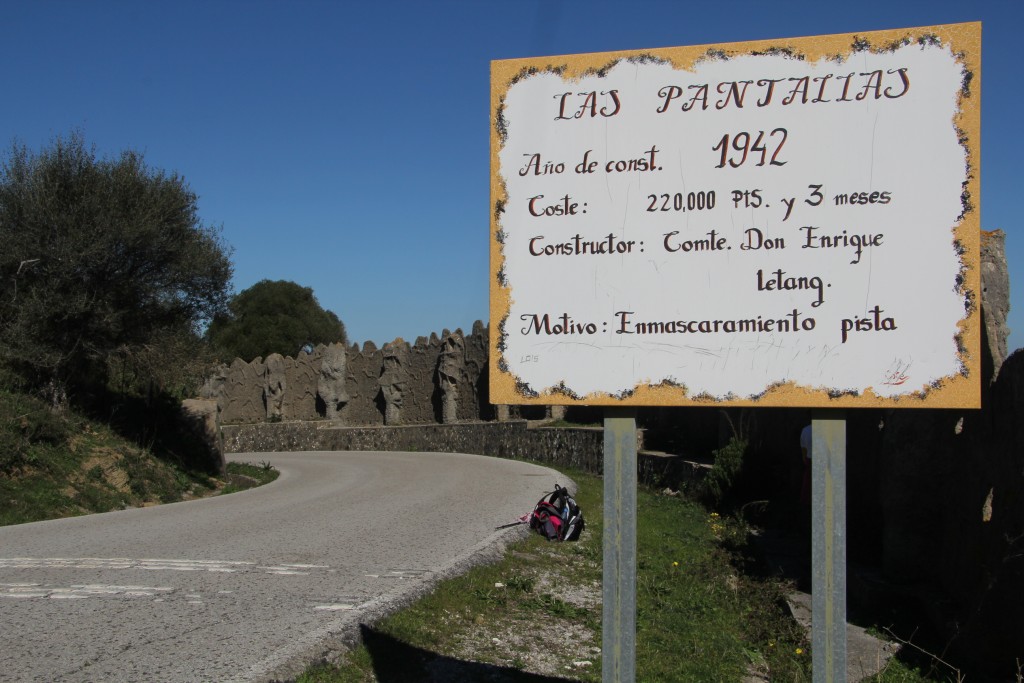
[489, 23, 981, 409]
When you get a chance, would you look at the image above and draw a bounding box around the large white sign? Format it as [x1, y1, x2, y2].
[490, 24, 981, 407]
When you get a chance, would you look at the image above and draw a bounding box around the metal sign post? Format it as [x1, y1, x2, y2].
[811, 411, 847, 682]
[603, 407, 637, 683]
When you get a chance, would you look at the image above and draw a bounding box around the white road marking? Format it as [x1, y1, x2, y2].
[364, 569, 431, 579]
[0, 557, 329, 576]
[0, 583, 175, 600]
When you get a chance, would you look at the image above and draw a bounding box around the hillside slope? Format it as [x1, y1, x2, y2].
[1, 389, 241, 526]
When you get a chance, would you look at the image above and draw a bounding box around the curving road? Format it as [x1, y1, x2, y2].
[0, 450, 568, 682]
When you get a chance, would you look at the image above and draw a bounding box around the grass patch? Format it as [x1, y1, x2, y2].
[297, 468, 811, 682]
[0, 388, 277, 526]
[863, 660, 951, 683]
[222, 460, 280, 493]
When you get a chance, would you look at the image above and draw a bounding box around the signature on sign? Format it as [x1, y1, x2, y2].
[882, 359, 912, 386]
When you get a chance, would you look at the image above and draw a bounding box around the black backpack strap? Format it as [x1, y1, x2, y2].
[547, 484, 568, 508]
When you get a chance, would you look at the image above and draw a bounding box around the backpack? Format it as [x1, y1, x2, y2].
[529, 484, 585, 542]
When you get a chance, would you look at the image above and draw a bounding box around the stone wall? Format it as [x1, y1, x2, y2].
[221, 420, 708, 490]
[202, 322, 491, 427]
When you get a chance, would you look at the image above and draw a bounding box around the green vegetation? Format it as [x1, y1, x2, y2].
[205, 279, 347, 362]
[0, 387, 276, 527]
[297, 469, 811, 682]
[860, 630, 1017, 683]
[701, 434, 748, 507]
[864, 660, 952, 683]
[221, 460, 280, 494]
[0, 132, 232, 405]
[0, 133, 300, 526]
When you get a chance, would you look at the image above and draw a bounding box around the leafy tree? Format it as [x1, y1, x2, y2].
[106, 325, 222, 400]
[0, 133, 233, 405]
[206, 279, 347, 361]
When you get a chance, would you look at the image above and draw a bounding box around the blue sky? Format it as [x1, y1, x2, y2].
[2, 1, 1021, 354]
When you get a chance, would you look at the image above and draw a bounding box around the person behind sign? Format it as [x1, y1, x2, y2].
[799, 424, 812, 508]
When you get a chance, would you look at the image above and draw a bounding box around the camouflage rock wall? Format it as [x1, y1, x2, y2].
[202, 323, 491, 427]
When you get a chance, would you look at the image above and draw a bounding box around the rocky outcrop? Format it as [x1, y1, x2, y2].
[874, 230, 1021, 674]
[981, 230, 1010, 377]
[179, 398, 224, 474]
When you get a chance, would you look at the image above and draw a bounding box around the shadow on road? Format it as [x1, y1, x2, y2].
[360, 624, 582, 683]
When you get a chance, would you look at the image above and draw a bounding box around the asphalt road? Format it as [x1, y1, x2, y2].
[0, 450, 567, 682]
